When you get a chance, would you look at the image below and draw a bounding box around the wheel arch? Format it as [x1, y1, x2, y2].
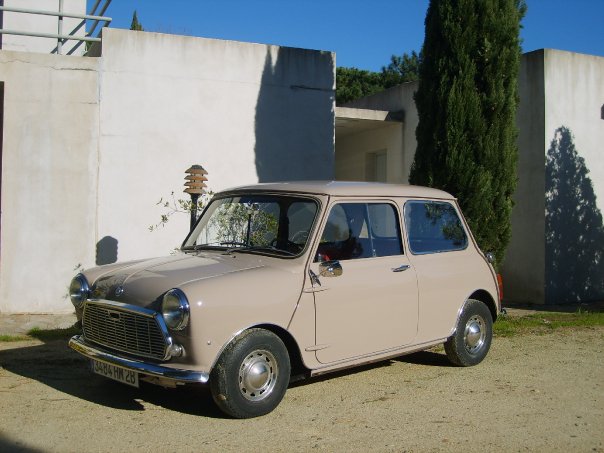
[468, 289, 498, 322]
[254, 323, 308, 380]
[213, 323, 308, 381]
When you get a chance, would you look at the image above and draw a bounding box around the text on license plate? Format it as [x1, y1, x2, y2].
[92, 360, 139, 388]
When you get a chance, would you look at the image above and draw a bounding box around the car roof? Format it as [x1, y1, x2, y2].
[219, 181, 455, 200]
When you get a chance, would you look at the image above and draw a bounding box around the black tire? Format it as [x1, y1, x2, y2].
[210, 328, 291, 418]
[444, 299, 493, 367]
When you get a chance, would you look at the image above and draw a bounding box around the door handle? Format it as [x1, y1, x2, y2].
[392, 264, 410, 272]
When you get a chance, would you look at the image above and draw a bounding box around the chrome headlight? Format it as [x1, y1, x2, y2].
[69, 274, 90, 308]
[161, 289, 190, 331]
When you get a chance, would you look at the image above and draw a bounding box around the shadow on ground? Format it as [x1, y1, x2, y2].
[1, 339, 450, 416]
[0, 340, 223, 418]
[290, 348, 453, 389]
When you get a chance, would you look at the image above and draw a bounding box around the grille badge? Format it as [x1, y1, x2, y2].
[108, 310, 121, 321]
[115, 286, 124, 297]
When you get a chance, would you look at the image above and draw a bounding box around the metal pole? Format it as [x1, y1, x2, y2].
[88, 0, 112, 39]
[190, 194, 200, 231]
[0, 29, 101, 42]
[0, 5, 110, 22]
[57, 0, 63, 54]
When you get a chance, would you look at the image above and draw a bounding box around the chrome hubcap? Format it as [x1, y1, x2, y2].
[239, 349, 278, 401]
[464, 315, 486, 354]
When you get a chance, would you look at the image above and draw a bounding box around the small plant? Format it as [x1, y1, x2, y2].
[149, 190, 214, 232]
[0, 334, 30, 342]
[27, 325, 82, 341]
[0, 324, 82, 342]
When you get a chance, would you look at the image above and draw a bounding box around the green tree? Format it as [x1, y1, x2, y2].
[380, 50, 422, 87]
[130, 10, 144, 31]
[410, 0, 526, 264]
[336, 67, 385, 104]
[336, 51, 421, 104]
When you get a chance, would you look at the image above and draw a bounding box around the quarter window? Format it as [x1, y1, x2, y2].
[404, 201, 468, 254]
[315, 203, 403, 262]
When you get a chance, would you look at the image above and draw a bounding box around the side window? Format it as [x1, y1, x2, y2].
[404, 201, 468, 254]
[315, 203, 403, 262]
[287, 201, 317, 245]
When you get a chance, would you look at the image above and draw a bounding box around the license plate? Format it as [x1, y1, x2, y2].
[92, 360, 139, 388]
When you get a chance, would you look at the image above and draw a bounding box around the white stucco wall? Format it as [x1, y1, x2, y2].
[338, 51, 604, 305]
[1, 0, 86, 55]
[501, 50, 546, 304]
[543, 49, 604, 211]
[504, 49, 604, 304]
[0, 51, 99, 313]
[541, 49, 604, 304]
[96, 29, 335, 264]
[0, 28, 335, 313]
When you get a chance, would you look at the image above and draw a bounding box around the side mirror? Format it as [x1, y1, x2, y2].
[485, 252, 495, 264]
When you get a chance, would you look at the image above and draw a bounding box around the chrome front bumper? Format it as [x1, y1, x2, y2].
[69, 335, 209, 384]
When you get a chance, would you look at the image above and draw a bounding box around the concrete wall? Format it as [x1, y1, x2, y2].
[503, 49, 604, 305]
[0, 28, 335, 314]
[336, 120, 403, 182]
[96, 29, 335, 264]
[341, 83, 418, 182]
[541, 50, 604, 304]
[501, 50, 546, 304]
[337, 51, 604, 305]
[0, 51, 99, 313]
[346, 82, 419, 183]
[543, 50, 604, 216]
[1, 0, 86, 55]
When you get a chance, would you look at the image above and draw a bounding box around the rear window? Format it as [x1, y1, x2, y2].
[404, 201, 468, 254]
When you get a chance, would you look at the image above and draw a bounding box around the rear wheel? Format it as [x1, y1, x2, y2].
[444, 299, 493, 366]
[210, 328, 290, 418]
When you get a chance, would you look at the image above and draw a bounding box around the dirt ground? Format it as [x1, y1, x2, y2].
[0, 327, 602, 453]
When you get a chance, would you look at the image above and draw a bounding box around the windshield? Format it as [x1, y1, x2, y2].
[183, 194, 319, 257]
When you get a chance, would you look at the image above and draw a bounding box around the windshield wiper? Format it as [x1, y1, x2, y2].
[224, 245, 296, 256]
[182, 242, 223, 251]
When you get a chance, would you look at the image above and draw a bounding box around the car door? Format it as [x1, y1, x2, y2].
[403, 199, 482, 340]
[308, 201, 419, 364]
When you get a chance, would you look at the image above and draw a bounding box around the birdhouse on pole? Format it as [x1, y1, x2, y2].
[184, 165, 208, 231]
[184, 165, 208, 195]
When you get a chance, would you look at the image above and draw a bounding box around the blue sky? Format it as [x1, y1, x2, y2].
[98, 0, 604, 71]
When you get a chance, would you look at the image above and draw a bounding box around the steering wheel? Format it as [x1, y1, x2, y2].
[290, 230, 310, 244]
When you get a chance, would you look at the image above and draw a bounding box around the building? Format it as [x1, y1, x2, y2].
[1, 2, 602, 314]
[0, 12, 335, 314]
[336, 50, 604, 305]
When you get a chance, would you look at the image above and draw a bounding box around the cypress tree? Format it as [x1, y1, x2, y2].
[130, 10, 144, 31]
[410, 0, 526, 264]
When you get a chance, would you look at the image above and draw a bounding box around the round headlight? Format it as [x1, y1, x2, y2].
[69, 274, 90, 308]
[162, 289, 190, 331]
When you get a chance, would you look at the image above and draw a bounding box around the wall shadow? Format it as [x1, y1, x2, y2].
[96, 235, 118, 265]
[254, 47, 335, 182]
[545, 126, 604, 304]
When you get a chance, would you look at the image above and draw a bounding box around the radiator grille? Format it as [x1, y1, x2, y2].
[83, 302, 168, 360]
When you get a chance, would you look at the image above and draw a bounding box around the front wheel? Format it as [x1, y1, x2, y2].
[210, 328, 290, 418]
[444, 299, 493, 367]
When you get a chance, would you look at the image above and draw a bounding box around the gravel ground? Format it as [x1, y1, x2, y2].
[0, 327, 602, 453]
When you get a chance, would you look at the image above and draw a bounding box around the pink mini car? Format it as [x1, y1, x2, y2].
[69, 181, 501, 418]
